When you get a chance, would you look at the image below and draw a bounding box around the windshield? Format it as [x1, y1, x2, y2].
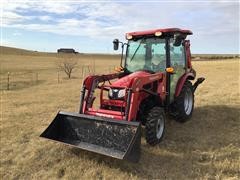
[125, 38, 166, 73]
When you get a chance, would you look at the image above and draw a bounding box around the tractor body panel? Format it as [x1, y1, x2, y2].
[81, 71, 164, 122]
[111, 71, 150, 87]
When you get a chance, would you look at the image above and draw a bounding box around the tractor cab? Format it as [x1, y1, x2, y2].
[113, 28, 193, 102]
[119, 28, 193, 75]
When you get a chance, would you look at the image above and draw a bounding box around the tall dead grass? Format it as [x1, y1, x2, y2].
[0, 53, 239, 179]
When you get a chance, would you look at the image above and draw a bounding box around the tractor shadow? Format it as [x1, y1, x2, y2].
[69, 105, 239, 178]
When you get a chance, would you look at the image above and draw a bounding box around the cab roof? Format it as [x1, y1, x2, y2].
[126, 28, 192, 38]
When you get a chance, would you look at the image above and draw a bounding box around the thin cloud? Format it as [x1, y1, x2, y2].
[2, 1, 239, 39]
[1, 0, 239, 53]
[13, 32, 22, 36]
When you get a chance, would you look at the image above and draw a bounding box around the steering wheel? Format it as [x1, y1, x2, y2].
[152, 60, 166, 72]
[137, 68, 155, 74]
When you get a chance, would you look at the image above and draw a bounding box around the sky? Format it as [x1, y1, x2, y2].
[1, 0, 239, 54]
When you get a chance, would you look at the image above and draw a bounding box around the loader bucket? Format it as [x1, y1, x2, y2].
[40, 111, 141, 162]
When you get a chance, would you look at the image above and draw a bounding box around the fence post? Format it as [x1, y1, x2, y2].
[81, 66, 84, 78]
[7, 72, 10, 90]
[93, 59, 95, 74]
[81, 66, 86, 85]
[87, 65, 91, 74]
[58, 71, 60, 84]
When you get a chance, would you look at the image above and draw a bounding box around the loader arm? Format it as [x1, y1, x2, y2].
[83, 72, 122, 90]
[81, 72, 124, 113]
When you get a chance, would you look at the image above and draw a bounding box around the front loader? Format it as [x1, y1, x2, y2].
[40, 28, 205, 162]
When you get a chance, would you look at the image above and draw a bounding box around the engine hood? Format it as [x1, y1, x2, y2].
[111, 71, 150, 87]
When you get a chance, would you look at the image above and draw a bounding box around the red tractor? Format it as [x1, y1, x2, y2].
[41, 28, 205, 162]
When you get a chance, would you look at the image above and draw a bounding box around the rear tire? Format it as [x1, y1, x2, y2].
[145, 107, 165, 146]
[170, 81, 194, 123]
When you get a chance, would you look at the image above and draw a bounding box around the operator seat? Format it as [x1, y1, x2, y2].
[151, 55, 166, 72]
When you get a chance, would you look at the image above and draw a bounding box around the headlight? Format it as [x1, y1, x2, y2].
[109, 88, 113, 97]
[118, 89, 126, 98]
[108, 88, 126, 99]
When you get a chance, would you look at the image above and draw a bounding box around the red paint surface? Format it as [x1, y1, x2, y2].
[127, 28, 192, 37]
[175, 72, 195, 97]
[111, 71, 150, 87]
[80, 28, 197, 122]
[184, 40, 192, 68]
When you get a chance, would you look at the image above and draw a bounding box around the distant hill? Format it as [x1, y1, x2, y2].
[0, 46, 120, 59]
[0, 46, 55, 56]
[0, 46, 238, 60]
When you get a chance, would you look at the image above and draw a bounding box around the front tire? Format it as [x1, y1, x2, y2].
[145, 107, 165, 146]
[171, 81, 194, 122]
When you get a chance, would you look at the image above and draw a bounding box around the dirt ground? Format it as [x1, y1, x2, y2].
[0, 50, 239, 179]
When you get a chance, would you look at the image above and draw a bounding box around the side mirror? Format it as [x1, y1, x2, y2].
[113, 39, 119, 50]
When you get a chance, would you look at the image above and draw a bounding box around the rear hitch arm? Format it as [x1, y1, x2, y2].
[193, 77, 205, 92]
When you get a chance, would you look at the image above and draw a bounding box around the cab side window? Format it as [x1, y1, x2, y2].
[169, 39, 186, 103]
[151, 39, 166, 72]
[170, 41, 185, 67]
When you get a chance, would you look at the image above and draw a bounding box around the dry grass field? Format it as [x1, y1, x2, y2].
[0, 47, 239, 179]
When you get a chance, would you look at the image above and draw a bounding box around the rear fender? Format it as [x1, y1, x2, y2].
[175, 72, 195, 97]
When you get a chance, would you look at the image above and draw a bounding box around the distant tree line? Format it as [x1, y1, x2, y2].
[192, 55, 239, 60]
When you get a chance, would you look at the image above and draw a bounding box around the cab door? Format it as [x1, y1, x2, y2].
[169, 39, 186, 103]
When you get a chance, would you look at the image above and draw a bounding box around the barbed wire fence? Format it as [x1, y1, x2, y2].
[0, 65, 118, 90]
[1, 58, 238, 91]
[0, 71, 39, 90]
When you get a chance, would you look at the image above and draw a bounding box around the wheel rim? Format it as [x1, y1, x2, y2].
[184, 88, 193, 115]
[156, 116, 164, 139]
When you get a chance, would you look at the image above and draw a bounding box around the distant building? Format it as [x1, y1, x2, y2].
[57, 48, 78, 54]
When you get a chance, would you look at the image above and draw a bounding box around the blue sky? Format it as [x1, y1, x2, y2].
[1, 0, 239, 54]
